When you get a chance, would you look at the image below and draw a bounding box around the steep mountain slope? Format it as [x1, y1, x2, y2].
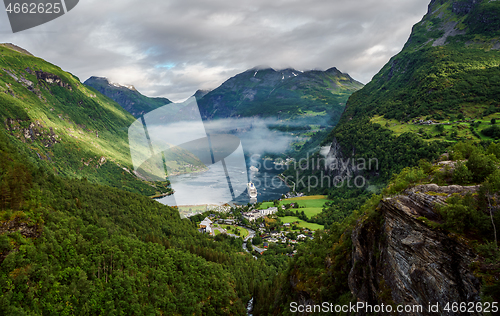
[0, 43, 170, 196]
[197, 67, 363, 122]
[84, 76, 171, 118]
[262, 142, 500, 315]
[303, 0, 500, 191]
[0, 126, 277, 315]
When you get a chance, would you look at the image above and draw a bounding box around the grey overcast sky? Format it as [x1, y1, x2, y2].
[0, 0, 429, 101]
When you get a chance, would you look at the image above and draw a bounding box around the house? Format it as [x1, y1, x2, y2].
[283, 223, 290, 227]
[253, 246, 267, 255]
[297, 234, 307, 240]
[270, 231, 281, 237]
[260, 207, 278, 216]
[199, 217, 213, 235]
[243, 210, 263, 222]
[263, 242, 269, 248]
[224, 219, 235, 225]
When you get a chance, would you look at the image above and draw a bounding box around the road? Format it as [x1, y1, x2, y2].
[213, 224, 257, 258]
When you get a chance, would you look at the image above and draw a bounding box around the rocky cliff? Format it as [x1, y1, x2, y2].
[349, 184, 484, 315]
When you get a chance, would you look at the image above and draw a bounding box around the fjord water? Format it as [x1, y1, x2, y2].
[158, 157, 289, 206]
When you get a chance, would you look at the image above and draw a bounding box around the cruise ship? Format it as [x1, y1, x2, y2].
[247, 182, 257, 198]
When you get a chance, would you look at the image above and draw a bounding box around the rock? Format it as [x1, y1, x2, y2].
[349, 184, 482, 315]
[36, 71, 72, 90]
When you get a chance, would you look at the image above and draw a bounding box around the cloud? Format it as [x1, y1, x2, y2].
[203, 117, 294, 156]
[0, 0, 429, 101]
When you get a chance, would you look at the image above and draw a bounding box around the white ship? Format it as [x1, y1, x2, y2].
[247, 182, 257, 198]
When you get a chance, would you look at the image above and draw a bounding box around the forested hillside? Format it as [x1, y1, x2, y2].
[264, 0, 500, 314]
[263, 141, 500, 315]
[0, 127, 280, 315]
[0, 43, 170, 196]
[323, 0, 500, 183]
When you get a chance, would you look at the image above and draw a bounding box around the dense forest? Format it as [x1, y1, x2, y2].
[259, 141, 500, 315]
[0, 128, 282, 315]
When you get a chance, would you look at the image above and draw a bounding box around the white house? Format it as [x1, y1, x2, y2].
[260, 207, 278, 216]
[199, 217, 213, 235]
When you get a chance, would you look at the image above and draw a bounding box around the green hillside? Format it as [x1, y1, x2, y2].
[295, 0, 500, 190]
[327, 0, 500, 153]
[84, 76, 171, 118]
[198, 67, 362, 121]
[260, 141, 500, 315]
[0, 43, 170, 196]
[0, 128, 279, 315]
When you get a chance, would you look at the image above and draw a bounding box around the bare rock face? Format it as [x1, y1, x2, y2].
[36, 71, 73, 90]
[349, 184, 482, 315]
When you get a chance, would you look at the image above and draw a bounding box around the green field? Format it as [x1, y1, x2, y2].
[371, 114, 500, 142]
[235, 226, 249, 238]
[280, 216, 324, 230]
[260, 195, 328, 219]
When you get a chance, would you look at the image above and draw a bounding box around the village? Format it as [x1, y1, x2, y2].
[193, 197, 324, 257]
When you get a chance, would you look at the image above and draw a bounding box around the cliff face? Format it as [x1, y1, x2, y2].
[349, 184, 483, 315]
[324, 137, 361, 184]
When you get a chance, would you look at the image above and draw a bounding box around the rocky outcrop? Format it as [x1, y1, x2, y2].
[36, 71, 73, 90]
[4, 118, 59, 148]
[349, 184, 482, 315]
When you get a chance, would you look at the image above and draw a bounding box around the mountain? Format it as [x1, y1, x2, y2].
[294, 0, 500, 192]
[0, 44, 281, 314]
[196, 67, 363, 158]
[84, 76, 171, 118]
[0, 43, 170, 196]
[197, 67, 363, 121]
[193, 89, 211, 100]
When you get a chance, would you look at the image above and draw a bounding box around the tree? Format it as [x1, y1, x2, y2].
[491, 118, 497, 125]
[252, 236, 262, 245]
[452, 162, 472, 185]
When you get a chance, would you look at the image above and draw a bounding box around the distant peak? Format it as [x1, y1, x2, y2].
[193, 89, 212, 99]
[85, 76, 137, 91]
[87, 76, 110, 83]
[248, 65, 274, 71]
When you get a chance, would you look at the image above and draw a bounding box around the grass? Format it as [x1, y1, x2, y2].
[0, 44, 171, 196]
[260, 195, 328, 219]
[370, 114, 500, 142]
[280, 216, 324, 230]
[234, 226, 249, 238]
